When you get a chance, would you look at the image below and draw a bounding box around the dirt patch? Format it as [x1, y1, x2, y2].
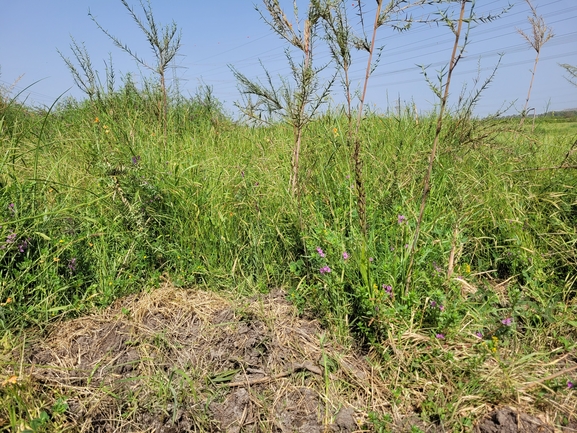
[475, 407, 554, 433]
[11, 285, 388, 432]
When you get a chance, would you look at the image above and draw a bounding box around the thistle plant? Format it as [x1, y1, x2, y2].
[517, 0, 553, 127]
[231, 0, 334, 197]
[89, 0, 182, 144]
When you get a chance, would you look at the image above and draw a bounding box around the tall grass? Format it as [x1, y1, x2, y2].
[2, 81, 575, 337]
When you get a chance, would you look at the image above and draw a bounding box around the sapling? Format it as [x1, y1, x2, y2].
[59, 40, 116, 111]
[517, 0, 553, 127]
[58, 38, 101, 103]
[320, 0, 354, 133]
[231, 0, 334, 197]
[560, 63, 577, 87]
[89, 0, 182, 144]
[405, 0, 508, 295]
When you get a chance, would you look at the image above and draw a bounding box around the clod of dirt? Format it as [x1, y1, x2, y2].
[475, 407, 554, 433]
[275, 388, 324, 433]
[210, 388, 250, 433]
[334, 407, 358, 432]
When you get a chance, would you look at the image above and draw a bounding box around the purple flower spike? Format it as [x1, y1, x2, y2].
[316, 247, 326, 258]
[501, 317, 512, 326]
[568, 381, 574, 389]
[436, 334, 445, 339]
[342, 251, 349, 260]
[430, 301, 437, 308]
[382, 285, 392, 297]
[475, 332, 483, 339]
[398, 214, 406, 225]
[319, 266, 331, 275]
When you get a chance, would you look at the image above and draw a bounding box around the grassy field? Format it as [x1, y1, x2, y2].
[1, 86, 576, 431]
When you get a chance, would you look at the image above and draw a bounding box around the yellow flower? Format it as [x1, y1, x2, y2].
[332, 127, 339, 137]
[0, 297, 12, 306]
[94, 117, 99, 123]
[1, 375, 18, 386]
[53, 257, 60, 262]
[59, 239, 64, 243]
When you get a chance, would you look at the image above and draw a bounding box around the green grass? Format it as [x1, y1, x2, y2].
[1, 86, 576, 431]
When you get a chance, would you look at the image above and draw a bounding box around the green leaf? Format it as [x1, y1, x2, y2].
[34, 232, 51, 241]
[210, 369, 240, 383]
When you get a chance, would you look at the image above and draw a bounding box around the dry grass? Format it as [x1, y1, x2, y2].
[2, 283, 390, 432]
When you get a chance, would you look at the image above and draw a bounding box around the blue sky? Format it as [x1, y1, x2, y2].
[1, 0, 576, 117]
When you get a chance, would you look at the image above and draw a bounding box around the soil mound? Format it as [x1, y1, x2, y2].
[19, 285, 386, 432]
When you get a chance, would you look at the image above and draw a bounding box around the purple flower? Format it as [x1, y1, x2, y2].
[501, 317, 512, 326]
[131, 155, 141, 165]
[430, 300, 437, 308]
[398, 214, 406, 225]
[475, 332, 483, 339]
[18, 239, 29, 253]
[568, 381, 574, 389]
[369, 257, 374, 262]
[382, 285, 392, 296]
[433, 262, 443, 274]
[8, 203, 15, 215]
[390, 246, 395, 252]
[439, 305, 445, 312]
[68, 258, 77, 273]
[316, 247, 325, 258]
[342, 251, 349, 260]
[436, 334, 445, 339]
[319, 266, 331, 275]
